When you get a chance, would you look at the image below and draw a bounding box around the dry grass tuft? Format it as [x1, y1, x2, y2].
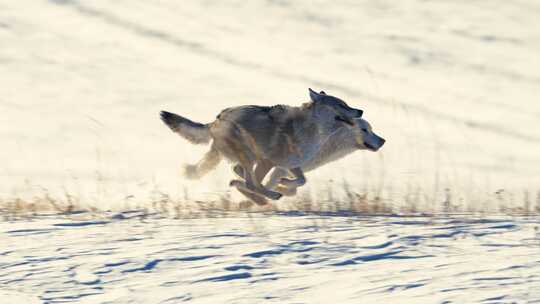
[1, 181, 538, 220]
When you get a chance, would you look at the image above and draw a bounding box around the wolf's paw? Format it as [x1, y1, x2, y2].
[279, 177, 305, 188]
[266, 191, 282, 200]
[279, 178, 293, 187]
[229, 179, 243, 187]
[275, 185, 297, 197]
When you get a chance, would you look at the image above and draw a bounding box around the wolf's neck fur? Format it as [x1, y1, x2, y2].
[303, 127, 358, 172]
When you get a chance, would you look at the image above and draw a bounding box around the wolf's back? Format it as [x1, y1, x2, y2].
[160, 111, 211, 144]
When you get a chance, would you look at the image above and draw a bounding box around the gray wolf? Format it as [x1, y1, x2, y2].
[233, 116, 385, 199]
[160, 89, 365, 203]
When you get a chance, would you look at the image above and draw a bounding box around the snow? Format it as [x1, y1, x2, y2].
[1, 213, 539, 303]
[2, 0, 540, 206]
[1, 0, 540, 302]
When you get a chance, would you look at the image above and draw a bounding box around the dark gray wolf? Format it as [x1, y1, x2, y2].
[160, 89, 366, 203]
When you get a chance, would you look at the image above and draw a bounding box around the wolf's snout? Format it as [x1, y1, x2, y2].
[364, 135, 385, 151]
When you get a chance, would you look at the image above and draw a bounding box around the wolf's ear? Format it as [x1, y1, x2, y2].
[320, 91, 326, 95]
[309, 88, 325, 103]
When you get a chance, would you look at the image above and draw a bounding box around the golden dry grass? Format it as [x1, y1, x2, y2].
[1, 182, 539, 220]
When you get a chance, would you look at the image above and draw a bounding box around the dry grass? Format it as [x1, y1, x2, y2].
[1, 181, 538, 220]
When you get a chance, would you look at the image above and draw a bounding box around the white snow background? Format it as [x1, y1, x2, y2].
[1, 0, 540, 303]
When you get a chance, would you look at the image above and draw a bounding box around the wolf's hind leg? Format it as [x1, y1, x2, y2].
[183, 146, 221, 179]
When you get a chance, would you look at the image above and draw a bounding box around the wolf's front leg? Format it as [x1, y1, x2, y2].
[262, 167, 296, 196]
[264, 167, 288, 189]
[230, 163, 282, 201]
[231, 161, 273, 205]
[274, 184, 298, 196]
[244, 166, 283, 200]
[232, 159, 273, 184]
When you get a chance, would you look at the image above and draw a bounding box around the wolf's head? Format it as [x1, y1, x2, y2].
[350, 118, 385, 152]
[302, 116, 385, 171]
[308, 88, 364, 128]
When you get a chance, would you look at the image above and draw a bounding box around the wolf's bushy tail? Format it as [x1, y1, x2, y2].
[160, 111, 211, 144]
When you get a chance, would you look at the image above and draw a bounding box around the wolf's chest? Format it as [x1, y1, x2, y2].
[276, 127, 326, 167]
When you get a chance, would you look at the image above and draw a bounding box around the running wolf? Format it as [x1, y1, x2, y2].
[232, 116, 385, 201]
[160, 89, 365, 203]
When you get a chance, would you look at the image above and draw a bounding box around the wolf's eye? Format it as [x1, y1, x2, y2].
[361, 128, 368, 132]
[335, 116, 353, 126]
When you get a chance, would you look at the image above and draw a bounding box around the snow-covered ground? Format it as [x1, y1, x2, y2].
[1, 0, 540, 302]
[2, 0, 540, 208]
[1, 213, 540, 303]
